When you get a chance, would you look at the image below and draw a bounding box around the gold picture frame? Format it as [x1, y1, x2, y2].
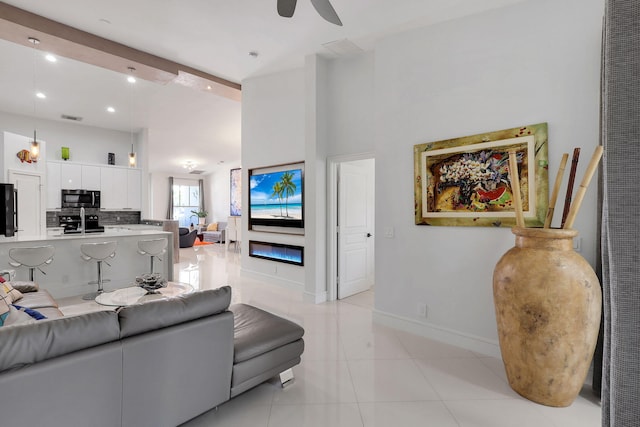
[414, 123, 548, 227]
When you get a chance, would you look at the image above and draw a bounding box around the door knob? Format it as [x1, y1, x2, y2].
[366, 233, 372, 237]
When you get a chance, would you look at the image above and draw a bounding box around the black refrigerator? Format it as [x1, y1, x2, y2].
[0, 183, 17, 237]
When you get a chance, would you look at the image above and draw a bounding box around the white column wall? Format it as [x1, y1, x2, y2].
[241, 69, 307, 288]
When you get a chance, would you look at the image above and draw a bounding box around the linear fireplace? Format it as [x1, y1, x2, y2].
[248, 241, 304, 266]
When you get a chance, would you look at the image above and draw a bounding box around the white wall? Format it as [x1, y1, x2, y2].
[0, 110, 138, 166]
[208, 164, 241, 223]
[0, 131, 48, 179]
[241, 69, 307, 288]
[372, 0, 603, 353]
[240, 0, 604, 355]
[326, 52, 375, 157]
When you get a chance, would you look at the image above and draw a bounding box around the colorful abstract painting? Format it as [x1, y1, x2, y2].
[414, 123, 548, 227]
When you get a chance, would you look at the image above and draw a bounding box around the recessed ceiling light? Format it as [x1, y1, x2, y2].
[45, 53, 57, 62]
[127, 66, 136, 83]
[107, 106, 115, 113]
[206, 85, 212, 90]
[36, 92, 46, 99]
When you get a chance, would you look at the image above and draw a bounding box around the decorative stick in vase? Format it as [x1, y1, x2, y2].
[561, 148, 581, 228]
[508, 150, 525, 228]
[563, 145, 604, 230]
[544, 153, 569, 228]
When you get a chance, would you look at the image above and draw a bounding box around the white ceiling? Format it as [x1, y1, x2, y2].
[0, 0, 526, 175]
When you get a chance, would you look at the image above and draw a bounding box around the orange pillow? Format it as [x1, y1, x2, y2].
[206, 223, 218, 231]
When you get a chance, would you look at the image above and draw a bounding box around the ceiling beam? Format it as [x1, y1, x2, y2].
[0, 2, 241, 101]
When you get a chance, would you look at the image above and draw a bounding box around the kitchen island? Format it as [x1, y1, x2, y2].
[0, 229, 173, 298]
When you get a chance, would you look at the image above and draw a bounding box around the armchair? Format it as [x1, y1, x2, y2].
[179, 227, 198, 248]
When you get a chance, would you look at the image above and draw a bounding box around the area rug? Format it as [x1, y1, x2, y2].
[194, 240, 213, 246]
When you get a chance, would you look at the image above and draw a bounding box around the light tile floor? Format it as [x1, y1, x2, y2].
[58, 243, 602, 427]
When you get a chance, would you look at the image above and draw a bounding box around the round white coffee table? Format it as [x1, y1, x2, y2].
[95, 282, 194, 307]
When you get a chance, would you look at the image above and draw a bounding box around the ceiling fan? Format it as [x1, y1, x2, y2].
[278, 0, 343, 26]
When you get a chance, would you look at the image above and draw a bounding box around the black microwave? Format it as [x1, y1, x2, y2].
[61, 189, 100, 208]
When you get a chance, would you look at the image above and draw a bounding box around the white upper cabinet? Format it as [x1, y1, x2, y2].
[46, 162, 61, 209]
[127, 169, 141, 210]
[60, 163, 81, 189]
[48, 160, 142, 211]
[81, 165, 101, 190]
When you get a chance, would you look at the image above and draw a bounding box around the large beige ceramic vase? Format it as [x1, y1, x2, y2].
[493, 227, 601, 407]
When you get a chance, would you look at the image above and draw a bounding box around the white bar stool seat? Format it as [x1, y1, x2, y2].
[137, 238, 167, 274]
[8, 245, 55, 283]
[81, 241, 117, 300]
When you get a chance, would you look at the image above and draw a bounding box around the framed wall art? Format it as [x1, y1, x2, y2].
[414, 123, 548, 227]
[230, 168, 242, 216]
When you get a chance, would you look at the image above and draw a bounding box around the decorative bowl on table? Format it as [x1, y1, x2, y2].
[135, 273, 167, 292]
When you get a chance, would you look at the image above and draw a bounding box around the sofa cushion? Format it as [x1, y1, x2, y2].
[33, 306, 64, 320]
[118, 286, 232, 338]
[12, 305, 47, 320]
[17, 290, 59, 309]
[2, 283, 23, 303]
[231, 303, 305, 363]
[206, 222, 218, 231]
[0, 310, 120, 373]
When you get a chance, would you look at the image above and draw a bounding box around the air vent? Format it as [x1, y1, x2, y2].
[321, 38, 364, 56]
[61, 114, 83, 122]
[189, 170, 205, 175]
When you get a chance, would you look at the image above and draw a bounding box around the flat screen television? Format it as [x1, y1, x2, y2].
[249, 163, 304, 232]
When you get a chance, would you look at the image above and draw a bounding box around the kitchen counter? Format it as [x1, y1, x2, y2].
[0, 230, 174, 298]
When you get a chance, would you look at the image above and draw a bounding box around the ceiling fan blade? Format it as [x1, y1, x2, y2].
[278, 0, 297, 18]
[310, 0, 343, 26]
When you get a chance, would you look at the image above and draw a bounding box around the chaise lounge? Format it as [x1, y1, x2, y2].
[0, 285, 304, 427]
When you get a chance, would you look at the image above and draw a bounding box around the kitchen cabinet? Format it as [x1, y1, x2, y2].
[81, 165, 101, 190]
[127, 169, 141, 210]
[100, 167, 139, 210]
[47, 161, 141, 211]
[46, 162, 61, 209]
[60, 163, 81, 189]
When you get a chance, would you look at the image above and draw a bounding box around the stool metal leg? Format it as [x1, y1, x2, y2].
[96, 260, 104, 294]
[82, 260, 111, 300]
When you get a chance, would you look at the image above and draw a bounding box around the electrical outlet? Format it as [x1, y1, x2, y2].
[384, 227, 395, 238]
[417, 303, 427, 318]
[573, 237, 581, 252]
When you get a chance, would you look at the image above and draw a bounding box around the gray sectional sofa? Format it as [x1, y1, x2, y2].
[0, 285, 304, 427]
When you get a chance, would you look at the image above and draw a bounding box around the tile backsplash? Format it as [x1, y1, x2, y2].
[46, 210, 141, 227]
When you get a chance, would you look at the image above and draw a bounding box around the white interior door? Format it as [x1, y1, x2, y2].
[338, 159, 375, 299]
[9, 171, 42, 237]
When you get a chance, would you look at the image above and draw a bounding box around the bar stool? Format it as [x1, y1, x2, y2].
[81, 241, 117, 300]
[137, 238, 167, 274]
[8, 245, 55, 283]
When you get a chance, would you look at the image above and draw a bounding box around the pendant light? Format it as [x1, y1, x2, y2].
[127, 67, 137, 167]
[28, 37, 41, 162]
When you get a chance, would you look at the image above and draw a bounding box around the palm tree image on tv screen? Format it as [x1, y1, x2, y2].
[249, 168, 303, 229]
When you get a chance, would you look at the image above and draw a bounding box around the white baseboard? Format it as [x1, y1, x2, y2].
[239, 267, 304, 291]
[304, 290, 327, 304]
[372, 309, 502, 358]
